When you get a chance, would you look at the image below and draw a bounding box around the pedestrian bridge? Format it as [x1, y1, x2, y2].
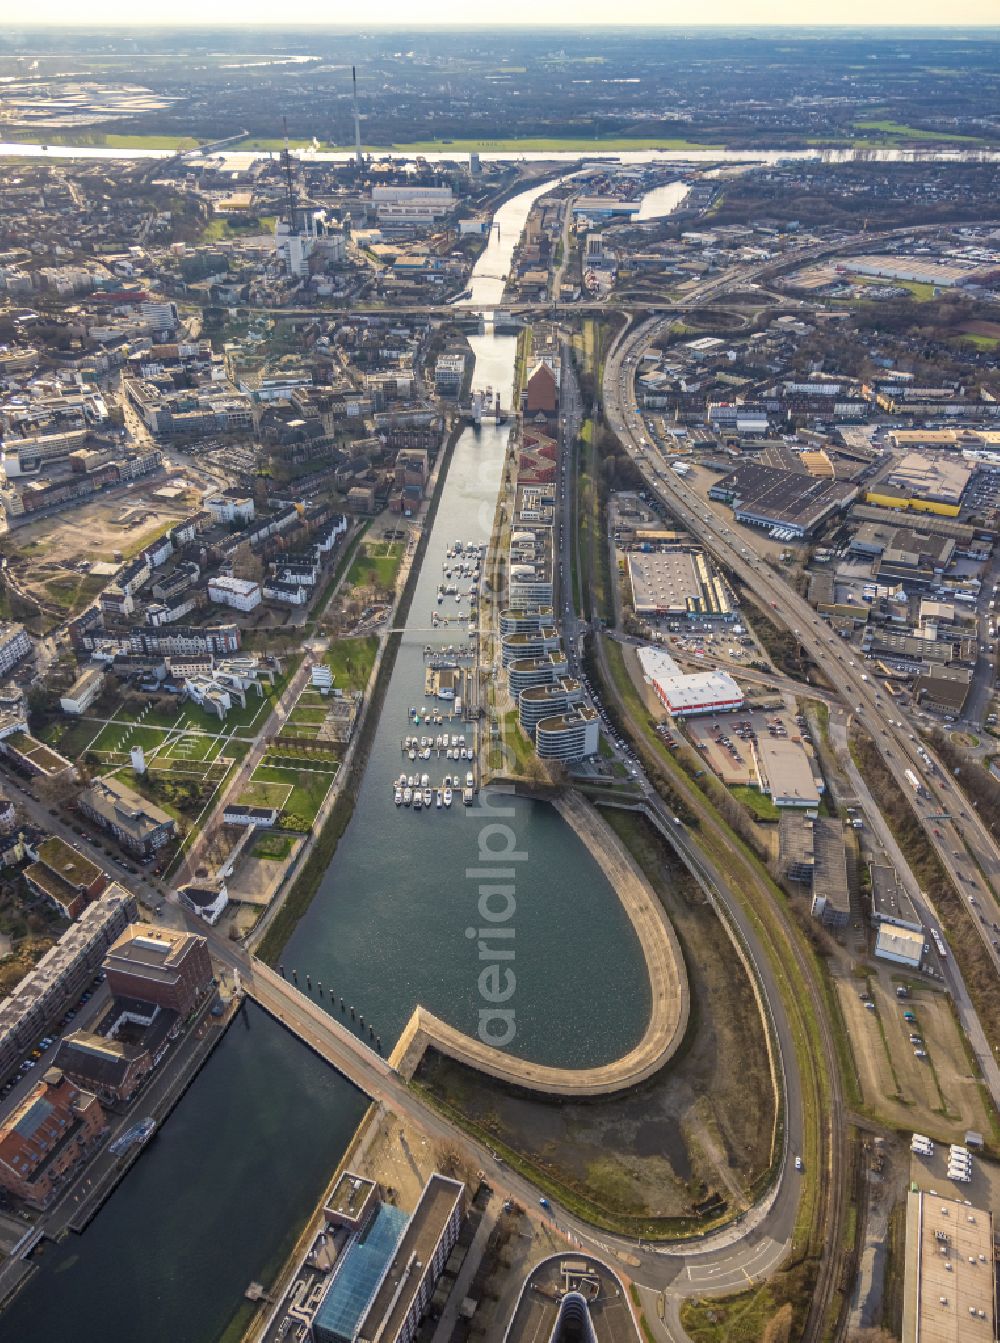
[239, 791, 689, 1100]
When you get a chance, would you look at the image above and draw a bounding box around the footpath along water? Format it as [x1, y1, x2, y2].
[0, 169, 686, 1343]
[280, 175, 650, 1068]
[0, 1003, 367, 1343]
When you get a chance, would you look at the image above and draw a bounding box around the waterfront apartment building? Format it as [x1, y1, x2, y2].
[79, 776, 176, 858]
[518, 678, 583, 738]
[501, 627, 561, 668]
[508, 526, 553, 608]
[0, 1069, 106, 1209]
[0, 888, 137, 1081]
[0, 623, 31, 677]
[507, 652, 570, 700]
[104, 924, 213, 1018]
[535, 706, 600, 762]
[499, 607, 555, 637]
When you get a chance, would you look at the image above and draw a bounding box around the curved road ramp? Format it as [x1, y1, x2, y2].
[390, 790, 689, 1097]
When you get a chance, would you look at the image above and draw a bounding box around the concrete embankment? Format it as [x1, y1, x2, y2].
[391, 789, 688, 1097]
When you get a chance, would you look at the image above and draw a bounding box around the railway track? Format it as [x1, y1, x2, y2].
[589, 627, 846, 1338]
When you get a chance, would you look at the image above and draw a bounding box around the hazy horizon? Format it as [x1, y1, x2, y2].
[4, 11, 1000, 29]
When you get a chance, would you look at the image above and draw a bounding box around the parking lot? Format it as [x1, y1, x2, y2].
[836, 967, 994, 1141]
[684, 706, 811, 790]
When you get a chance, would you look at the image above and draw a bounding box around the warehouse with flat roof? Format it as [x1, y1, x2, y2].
[752, 736, 822, 808]
[809, 818, 850, 929]
[709, 462, 856, 537]
[637, 646, 743, 718]
[883, 452, 973, 507]
[626, 549, 734, 619]
[627, 550, 701, 616]
[875, 924, 925, 969]
[902, 1189, 995, 1343]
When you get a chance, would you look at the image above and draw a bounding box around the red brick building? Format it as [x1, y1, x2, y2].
[104, 924, 213, 1017]
[523, 361, 559, 417]
[0, 1069, 106, 1209]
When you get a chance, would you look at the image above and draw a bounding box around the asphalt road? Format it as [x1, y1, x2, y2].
[603, 310, 1000, 1092]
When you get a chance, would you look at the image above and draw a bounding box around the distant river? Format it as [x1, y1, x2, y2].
[3, 142, 999, 166]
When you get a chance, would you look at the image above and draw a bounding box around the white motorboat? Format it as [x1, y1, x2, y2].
[423, 787, 433, 807]
[394, 788, 403, 806]
[403, 787, 412, 805]
[436, 789, 443, 808]
[413, 791, 422, 810]
[443, 788, 453, 807]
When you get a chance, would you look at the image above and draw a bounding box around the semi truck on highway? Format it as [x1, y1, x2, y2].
[905, 768, 922, 794]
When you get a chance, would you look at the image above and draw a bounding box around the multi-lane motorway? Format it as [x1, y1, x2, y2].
[602, 310, 1000, 1112]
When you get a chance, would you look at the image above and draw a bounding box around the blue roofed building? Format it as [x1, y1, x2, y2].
[309, 1169, 465, 1343]
[312, 1202, 409, 1343]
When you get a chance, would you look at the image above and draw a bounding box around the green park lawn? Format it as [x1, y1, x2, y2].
[323, 636, 378, 693]
[347, 541, 403, 592]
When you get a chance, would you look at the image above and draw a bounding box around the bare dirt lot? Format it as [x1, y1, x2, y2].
[9, 488, 195, 568]
[415, 809, 776, 1230]
[835, 965, 993, 1143]
[3, 487, 197, 627]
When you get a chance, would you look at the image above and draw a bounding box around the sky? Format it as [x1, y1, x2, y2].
[7, 5, 1000, 25]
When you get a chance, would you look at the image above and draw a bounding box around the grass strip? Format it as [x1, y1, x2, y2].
[256, 422, 462, 962]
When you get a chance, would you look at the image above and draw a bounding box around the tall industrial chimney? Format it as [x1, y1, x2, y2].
[352, 66, 363, 167]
